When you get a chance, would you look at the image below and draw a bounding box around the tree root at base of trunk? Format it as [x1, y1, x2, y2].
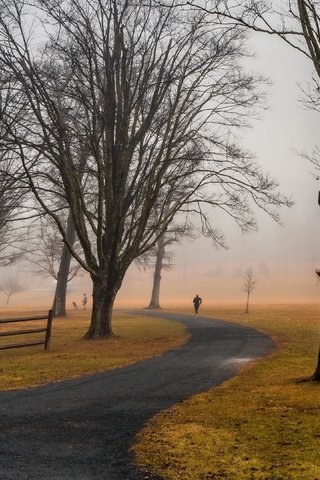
[82, 331, 116, 340]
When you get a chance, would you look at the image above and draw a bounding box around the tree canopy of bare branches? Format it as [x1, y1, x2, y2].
[145, 221, 193, 309]
[183, 1, 319, 69]
[184, 1, 320, 122]
[0, 148, 28, 265]
[0, 0, 291, 338]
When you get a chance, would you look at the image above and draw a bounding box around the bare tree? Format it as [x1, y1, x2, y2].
[1, 59, 82, 318]
[145, 221, 193, 309]
[146, 235, 166, 310]
[0, 79, 28, 265]
[0, 160, 24, 265]
[51, 214, 79, 317]
[313, 268, 320, 380]
[26, 214, 81, 317]
[184, 0, 320, 378]
[0, 271, 25, 304]
[0, 0, 291, 338]
[50, 145, 90, 317]
[243, 268, 257, 314]
[313, 349, 320, 381]
[184, 1, 319, 64]
[185, 1, 320, 156]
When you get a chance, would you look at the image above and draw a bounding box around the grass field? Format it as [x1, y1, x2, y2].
[2, 303, 320, 478]
[0, 308, 188, 390]
[134, 304, 320, 480]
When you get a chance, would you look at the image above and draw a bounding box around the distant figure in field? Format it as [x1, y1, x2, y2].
[82, 293, 88, 310]
[72, 301, 78, 310]
[193, 294, 202, 314]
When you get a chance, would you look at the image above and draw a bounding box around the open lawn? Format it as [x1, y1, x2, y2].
[2, 304, 320, 478]
[134, 304, 320, 480]
[0, 308, 188, 390]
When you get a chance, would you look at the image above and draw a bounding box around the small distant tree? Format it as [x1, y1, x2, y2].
[144, 220, 194, 310]
[244, 268, 257, 314]
[0, 272, 25, 304]
[146, 233, 177, 310]
[145, 235, 166, 310]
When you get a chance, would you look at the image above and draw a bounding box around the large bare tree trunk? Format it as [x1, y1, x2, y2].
[84, 279, 117, 338]
[147, 237, 165, 309]
[51, 213, 76, 317]
[0, 0, 292, 340]
[313, 348, 320, 381]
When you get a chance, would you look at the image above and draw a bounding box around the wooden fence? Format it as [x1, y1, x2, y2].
[0, 310, 53, 351]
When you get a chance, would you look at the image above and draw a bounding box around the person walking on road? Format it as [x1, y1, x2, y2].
[193, 294, 202, 314]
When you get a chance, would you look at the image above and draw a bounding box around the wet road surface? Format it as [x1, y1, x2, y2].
[0, 312, 275, 480]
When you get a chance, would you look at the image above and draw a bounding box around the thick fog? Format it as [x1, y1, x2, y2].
[1, 32, 319, 309]
[117, 33, 320, 307]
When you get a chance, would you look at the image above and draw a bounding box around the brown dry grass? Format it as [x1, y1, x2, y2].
[0, 308, 188, 390]
[134, 303, 320, 480]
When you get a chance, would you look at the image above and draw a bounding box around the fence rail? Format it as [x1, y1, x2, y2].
[0, 310, 53, 351]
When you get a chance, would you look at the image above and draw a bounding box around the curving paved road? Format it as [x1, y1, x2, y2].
[0, 312, 275, 480]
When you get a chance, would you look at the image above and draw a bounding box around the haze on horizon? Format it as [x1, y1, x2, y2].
[0, 30, 319, 310]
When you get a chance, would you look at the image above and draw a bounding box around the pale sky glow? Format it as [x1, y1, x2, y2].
[1, 21, 320, 309]
[116, 32, 320, 307]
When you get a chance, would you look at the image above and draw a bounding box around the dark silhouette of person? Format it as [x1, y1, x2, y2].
[193, 294, 202, 314]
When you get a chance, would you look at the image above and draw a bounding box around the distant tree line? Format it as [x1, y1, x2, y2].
[0, 0, 292, 338]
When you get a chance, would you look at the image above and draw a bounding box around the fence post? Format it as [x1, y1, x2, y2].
[44, 310, 53, 351]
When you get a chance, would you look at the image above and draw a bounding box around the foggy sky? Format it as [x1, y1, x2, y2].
[1, 29, 320, 309]
[117, 33, 320, 307]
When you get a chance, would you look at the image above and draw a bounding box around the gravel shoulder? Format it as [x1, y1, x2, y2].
[0, 311, 275, 480]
